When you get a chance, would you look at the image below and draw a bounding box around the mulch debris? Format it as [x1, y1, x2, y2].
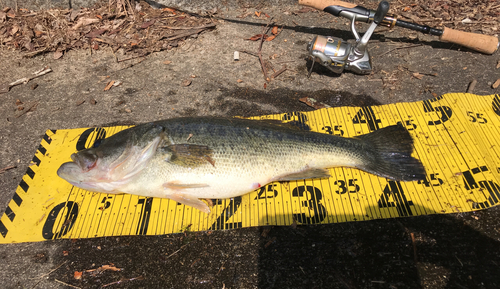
[0, 0, 217, 59]
[383, 0, 499, 34]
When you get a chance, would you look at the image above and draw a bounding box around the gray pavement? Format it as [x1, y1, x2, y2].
[1, 0, 500, 288]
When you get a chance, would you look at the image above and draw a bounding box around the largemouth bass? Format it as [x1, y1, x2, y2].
[57, 117, 425, 213]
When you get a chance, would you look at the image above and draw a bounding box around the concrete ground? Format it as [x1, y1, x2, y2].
[1, 0, 499, 288]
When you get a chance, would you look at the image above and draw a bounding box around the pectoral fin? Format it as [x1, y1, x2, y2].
[162, 144, 215, 167]
[273, 168, 331, 182]
[166, 192, 210, 214]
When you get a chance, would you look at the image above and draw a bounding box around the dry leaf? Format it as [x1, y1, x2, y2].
[296, 7, 313, 13]
[163, 60, 172, 65]
[492, 79, 500, 89]
[162, 8, 177, 13]
[34, 30, 45, 37]
[104, 80, 115, 91]
[100, 265, 121, 272]
[237, 79, 243, 83]
[140, 19, 156, 29]
[72, 18, 99, 30]
[53, 51, 63, 59]
[74, 271, 82, 280]
[266, 35, 276, 41]
[11, 25, 19, 35]
[85, 29, 107, 38]
[245, 34, 268, 41]
[272, 26, 278, 35]
[412, 72, 424, 80]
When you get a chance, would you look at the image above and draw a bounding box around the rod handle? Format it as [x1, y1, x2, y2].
[298, 0, 356, 10]
[440, 27, 498, 54]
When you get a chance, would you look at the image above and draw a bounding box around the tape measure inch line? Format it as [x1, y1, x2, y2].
[1, 93, 500, 244]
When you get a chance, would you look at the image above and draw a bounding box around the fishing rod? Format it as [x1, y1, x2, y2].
[300, 0, 499, 75]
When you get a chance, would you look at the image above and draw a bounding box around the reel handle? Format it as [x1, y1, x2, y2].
[373, 1, 389, 24]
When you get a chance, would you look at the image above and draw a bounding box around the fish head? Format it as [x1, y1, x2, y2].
[57, 124, 165, 193]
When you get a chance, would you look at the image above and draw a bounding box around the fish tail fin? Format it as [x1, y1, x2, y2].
[357, 125, 426, 181]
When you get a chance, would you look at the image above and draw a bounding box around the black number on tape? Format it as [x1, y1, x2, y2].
[467, 111, 488, 124]
[76, 128, 107, 151]
[322, 125, 344, 136]
[418, 173, 444, 187]
[136, 198, 153, 235]
[254, 184, 278, 200]
[423, 98, 452, 125]
[282, 112, 310, 130]
[99, 197, 112, 210]
[462, 166, 500, 209]
[42, 202, 79, 240]
[493, 95, 500, 117]
[352, 107, 381, 131]
[210, 197, 242, 230]
[334, 179, 360, 194]
[377, 182, 414, 216]
[397, 119, 417, 130]
[292, 186, 327, 224]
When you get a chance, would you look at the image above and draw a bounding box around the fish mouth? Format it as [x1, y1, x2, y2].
[57, 162, 85, 183]
[57, 162, 102, 192]
[70, 151, 98, 172]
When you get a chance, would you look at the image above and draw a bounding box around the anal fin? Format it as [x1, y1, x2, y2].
[273, 168, 331, 182]
[167, 192, 210, 214]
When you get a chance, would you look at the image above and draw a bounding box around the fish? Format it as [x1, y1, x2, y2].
[57, 116, 426, 213]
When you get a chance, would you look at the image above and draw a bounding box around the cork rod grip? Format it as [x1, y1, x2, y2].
[298, 0, 356, 10]
[440, 27, 498, 54]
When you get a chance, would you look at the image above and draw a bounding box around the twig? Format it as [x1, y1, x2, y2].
[376, 44, 423, 57]
[410, 232, 418, 262]
[165, 243, 189, 259]
[271, 65, 287, 79]
[217, 260, 227, 275]
[110, 47, 118, 63]
[118, 55, 145, 63]
[29, 279, 43, 289]
[54, 279, 81, 289]
[30, 261, 67, 279]
[239, 50, 258, 57]
[467, 79, 477, 93]
[161, 25, 215, 41]
[101, 276, 144, 287]
[258, 21, 274, 82]
[161, 23, 216, 30]
[0, 165, 16, 174]
[15, 101, 39, 118]
[1, 67, 52, 94]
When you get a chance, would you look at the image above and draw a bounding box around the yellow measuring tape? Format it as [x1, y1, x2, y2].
[1, 93, 500, 243]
